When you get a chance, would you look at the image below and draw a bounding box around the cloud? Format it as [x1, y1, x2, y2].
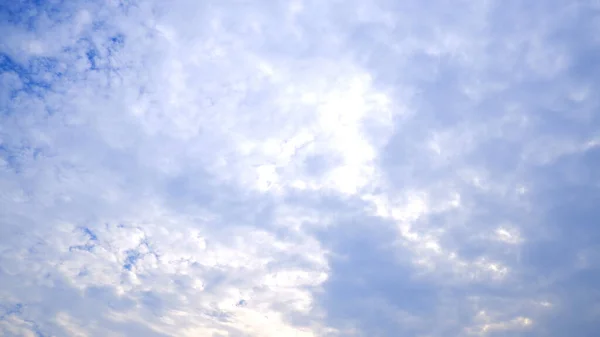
[2, 0, 600, 336]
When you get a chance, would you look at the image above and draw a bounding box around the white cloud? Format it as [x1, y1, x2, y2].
[2, 0, 600, 336]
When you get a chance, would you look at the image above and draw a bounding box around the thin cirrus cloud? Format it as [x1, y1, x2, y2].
[1, 0, 599, 336]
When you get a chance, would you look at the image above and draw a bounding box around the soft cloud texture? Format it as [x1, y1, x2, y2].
[2, 0, 600, 336]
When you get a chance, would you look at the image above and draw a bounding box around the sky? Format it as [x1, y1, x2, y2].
[1, 0, 600, 336]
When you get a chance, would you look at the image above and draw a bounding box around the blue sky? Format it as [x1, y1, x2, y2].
[1, 0, 600, 336]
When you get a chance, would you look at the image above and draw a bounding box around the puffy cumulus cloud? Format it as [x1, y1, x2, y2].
[2, 0, 600, 336]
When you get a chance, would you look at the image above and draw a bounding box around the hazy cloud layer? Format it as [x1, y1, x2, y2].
[2, 0, 600, 336]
